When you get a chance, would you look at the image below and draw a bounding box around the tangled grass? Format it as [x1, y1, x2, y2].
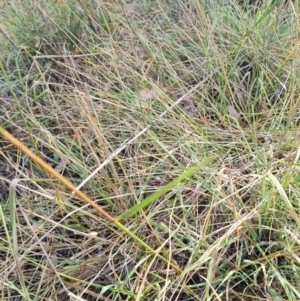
[1, 1, 300, 300]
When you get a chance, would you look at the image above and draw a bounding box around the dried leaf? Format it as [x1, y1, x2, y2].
[227, 105, 241, 124]
[35, 36, 41, 48]
[133, 89, 156, 109]
[139, 89, 156, 100]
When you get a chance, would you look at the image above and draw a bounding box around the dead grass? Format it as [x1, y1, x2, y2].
[1, 0, 300, 300]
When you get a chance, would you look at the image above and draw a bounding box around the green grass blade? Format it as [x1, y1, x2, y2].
[116, 156, 215, 222]
[9, 179, 18, 259]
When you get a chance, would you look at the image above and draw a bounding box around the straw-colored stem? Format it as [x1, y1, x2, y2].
[0, 127, 182, 274]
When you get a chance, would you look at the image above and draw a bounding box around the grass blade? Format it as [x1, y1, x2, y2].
[116, 156, 215, 222]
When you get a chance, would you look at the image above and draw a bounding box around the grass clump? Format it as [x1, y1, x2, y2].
[1, 0, 300, 300]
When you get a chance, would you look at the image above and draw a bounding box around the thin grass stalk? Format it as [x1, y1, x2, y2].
[8, 179, 31, 299]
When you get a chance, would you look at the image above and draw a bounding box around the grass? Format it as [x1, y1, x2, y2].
[0, 0, 300, 300]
